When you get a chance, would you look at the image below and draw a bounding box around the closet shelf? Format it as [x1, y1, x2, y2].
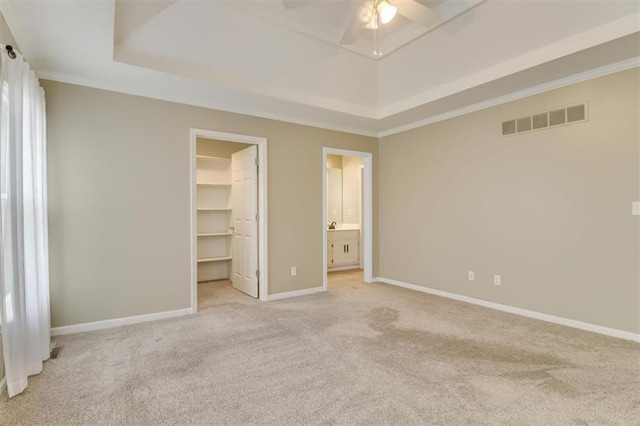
[196, 155, 228, 161]
[197, 232, 232, 237]
[196, 182, 231, 187]
[197, 256, 232, 263]
[196, 150, 232, 282]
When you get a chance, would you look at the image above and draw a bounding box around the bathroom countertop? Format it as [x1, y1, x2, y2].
[327, 224, 360, 231]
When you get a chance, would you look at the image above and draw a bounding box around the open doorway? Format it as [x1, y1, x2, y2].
[190, 129, 268, 313]
[322, 148, 373, 291]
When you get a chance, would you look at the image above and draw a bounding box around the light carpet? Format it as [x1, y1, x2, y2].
[1, 270, 638, 425]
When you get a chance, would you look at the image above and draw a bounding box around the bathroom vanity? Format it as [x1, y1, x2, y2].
[327, 228, 359, 269]
[326, 154, 363, 271]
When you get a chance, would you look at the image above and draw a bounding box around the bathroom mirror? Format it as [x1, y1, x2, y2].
[327, 168, 342, 224]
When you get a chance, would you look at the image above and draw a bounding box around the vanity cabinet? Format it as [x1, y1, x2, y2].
[328, 230, 359, 267]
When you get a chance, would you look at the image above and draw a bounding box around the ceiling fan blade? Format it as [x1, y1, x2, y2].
[395, 0, 440, 28]
[339, 14, 363, 45]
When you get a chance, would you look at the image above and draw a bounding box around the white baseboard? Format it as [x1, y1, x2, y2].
[267, 286, 325, 301]
[0, 377, 6, 397]
[373, 277, 640, 343]
[51, 308, 192, 336]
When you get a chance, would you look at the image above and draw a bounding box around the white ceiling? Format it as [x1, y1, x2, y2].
[221, 0, 481, 58]
[2, 0, 639, 137]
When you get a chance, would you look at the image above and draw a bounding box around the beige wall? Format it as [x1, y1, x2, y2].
[21, 32, 640, 336]
[43, 80, 378, 328]
[379, 69, 640, 334]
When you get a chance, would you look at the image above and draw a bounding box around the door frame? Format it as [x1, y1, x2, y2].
[190, 128, 269, 312]
[322, 147, 373, 291]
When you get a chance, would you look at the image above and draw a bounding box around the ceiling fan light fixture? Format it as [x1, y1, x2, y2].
[357, 1, 374, 23]
[365, 15, 379, 30]
[378, 1, 397, 25]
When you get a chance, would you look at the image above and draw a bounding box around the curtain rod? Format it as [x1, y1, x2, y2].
[6, 45, 16, 59]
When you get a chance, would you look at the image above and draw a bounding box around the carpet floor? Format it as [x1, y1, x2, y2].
[1, 270, 638, 425]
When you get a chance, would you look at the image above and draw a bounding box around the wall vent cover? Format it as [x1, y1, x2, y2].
[502, 120, 516, 135]
[532, 113, 548, 130]
[567, 104, 586, 123]
[502, 103, 587, 136]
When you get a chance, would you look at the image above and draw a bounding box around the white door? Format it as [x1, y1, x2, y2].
[231, 145, 259, 298]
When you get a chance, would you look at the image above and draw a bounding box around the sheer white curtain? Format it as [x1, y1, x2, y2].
[0, 44, 50, 398]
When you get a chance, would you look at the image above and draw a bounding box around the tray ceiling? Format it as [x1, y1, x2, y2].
[2, 0, 639, 136]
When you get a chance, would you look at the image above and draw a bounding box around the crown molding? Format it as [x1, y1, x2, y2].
[36, 69, 380, 138]
[378, 57, 640, 138]
[377, 14, 640, 119]
[114, 45, 379, 121]
[35, 57, 640, 140]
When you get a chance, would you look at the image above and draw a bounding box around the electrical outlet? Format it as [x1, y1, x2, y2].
[468, 271, 475, 281]
[633, 202, 640, 216]
[494, 275, 501, 286]
[291, 267, 297, 276]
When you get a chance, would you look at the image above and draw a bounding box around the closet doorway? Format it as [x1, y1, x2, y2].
[190, 129, 268, 313]
[322, 148, 373, 290]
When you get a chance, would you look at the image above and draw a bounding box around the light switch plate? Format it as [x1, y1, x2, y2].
[633, 202, 640, 216]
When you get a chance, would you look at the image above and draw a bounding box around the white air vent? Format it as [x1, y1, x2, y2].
[502, 103, 588, 136]
[567, 104, 586, 123]
[516, 117, 531, 133]
[502, 120, 516, 135]
[532, 113, 548, 130]
[549, 109, 566, 126]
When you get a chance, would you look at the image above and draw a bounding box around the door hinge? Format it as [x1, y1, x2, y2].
[255, 213, 259, 222]
[256, 269, 260, 278]
[255, 157, 259, 166]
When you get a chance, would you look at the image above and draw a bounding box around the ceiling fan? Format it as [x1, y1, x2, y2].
[282, 0, 440, 50]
